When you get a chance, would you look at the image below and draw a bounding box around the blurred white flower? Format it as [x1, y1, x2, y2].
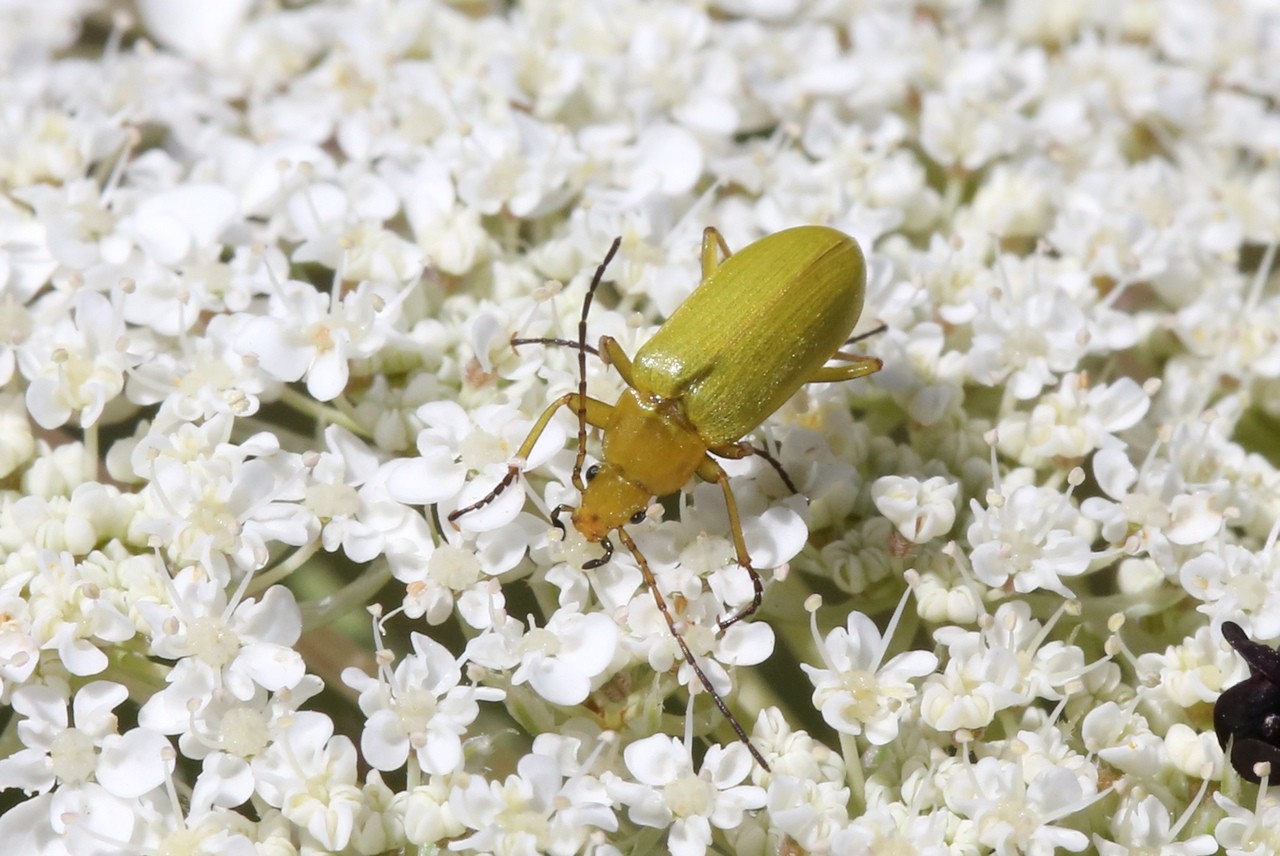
[1096, 792, 1217, 856]
[802, 607, 937, 745]
[0, 679, 169, 799]
[609, 735, 765, 856]
[968, 482, 1095, 597]
[1136, 623, 1249, 709]
[996, 373, 1150, 467]
[137, 0, 257, 62]
[137, 569, 306, 703]
[945, 757, 1093, 855]
[965, 268, 1091, 401]
[1081, 701, 1164, 779]
[24, 550, 135, 677]
[135, 418, 317, 582]
[236, 278, 409, 402]
[344, 632, 504, 775]
[1214, 791, 1280, 855]
[251, 711, 362, 851]
[512, 610, 619, 707]
[872, 475, 958, 544]
[17, 290, 135, 430]
[450, 752, 617, 856]
[0, 0, 1275, 850]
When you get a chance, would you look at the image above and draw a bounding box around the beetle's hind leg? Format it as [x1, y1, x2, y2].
[802, 323, 888, 383]
[804, 324, 887, 384]
[808, 353, 883, 383]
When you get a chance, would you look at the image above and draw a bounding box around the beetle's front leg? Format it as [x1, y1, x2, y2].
[448, 392, 613, 527]
[696, 455, 762, 630]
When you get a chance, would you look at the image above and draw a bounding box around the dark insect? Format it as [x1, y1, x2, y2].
[1214, 621, 1280, 783]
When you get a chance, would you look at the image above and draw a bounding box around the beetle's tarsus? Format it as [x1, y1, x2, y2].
[583, 536, 613, 569]
[717, 567, 764, 630]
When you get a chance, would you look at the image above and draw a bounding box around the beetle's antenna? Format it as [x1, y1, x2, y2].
[616, 527, 772, 771]
[451, 242, 621, 532]
[510, 336, 600, 356]
[446, 468, 520, 528]
[572, 238, 622, 493]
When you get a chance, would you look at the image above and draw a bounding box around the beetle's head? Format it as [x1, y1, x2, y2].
[572, 463, 650, 542]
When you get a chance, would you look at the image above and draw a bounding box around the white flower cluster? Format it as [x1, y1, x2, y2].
[0, 1, 1277, 854]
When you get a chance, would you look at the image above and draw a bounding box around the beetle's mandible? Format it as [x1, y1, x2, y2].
[449, 225, 883, 769]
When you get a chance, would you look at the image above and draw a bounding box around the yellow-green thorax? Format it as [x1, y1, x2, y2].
[572, 388, 707, 541]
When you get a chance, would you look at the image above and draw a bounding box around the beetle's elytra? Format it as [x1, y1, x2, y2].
[450, 226, 882, 769]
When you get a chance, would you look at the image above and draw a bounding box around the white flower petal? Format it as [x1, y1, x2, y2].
[381, 451, 466, 505]
[96, 729, 170, 798]
[718, 621, 773, 667]
[1166, 492, 1223, 546]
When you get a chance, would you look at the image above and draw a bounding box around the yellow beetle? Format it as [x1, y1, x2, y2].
[451, 225, 882, 769]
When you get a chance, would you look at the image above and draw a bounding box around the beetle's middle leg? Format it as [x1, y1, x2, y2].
[712, 441, 799, 495]
[700, 226, 733, 279]
[845, 322, 887, 347]
[508, 335, 634, 384]
[448, 392, 614, 527]
[695, 455, 762, 630]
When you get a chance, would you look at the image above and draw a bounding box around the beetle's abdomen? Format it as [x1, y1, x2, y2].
[632, 226, 867, 445]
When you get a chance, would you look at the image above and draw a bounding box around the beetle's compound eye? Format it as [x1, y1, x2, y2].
[629, 508, 646, 525]
[585, 464, 600, 482]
